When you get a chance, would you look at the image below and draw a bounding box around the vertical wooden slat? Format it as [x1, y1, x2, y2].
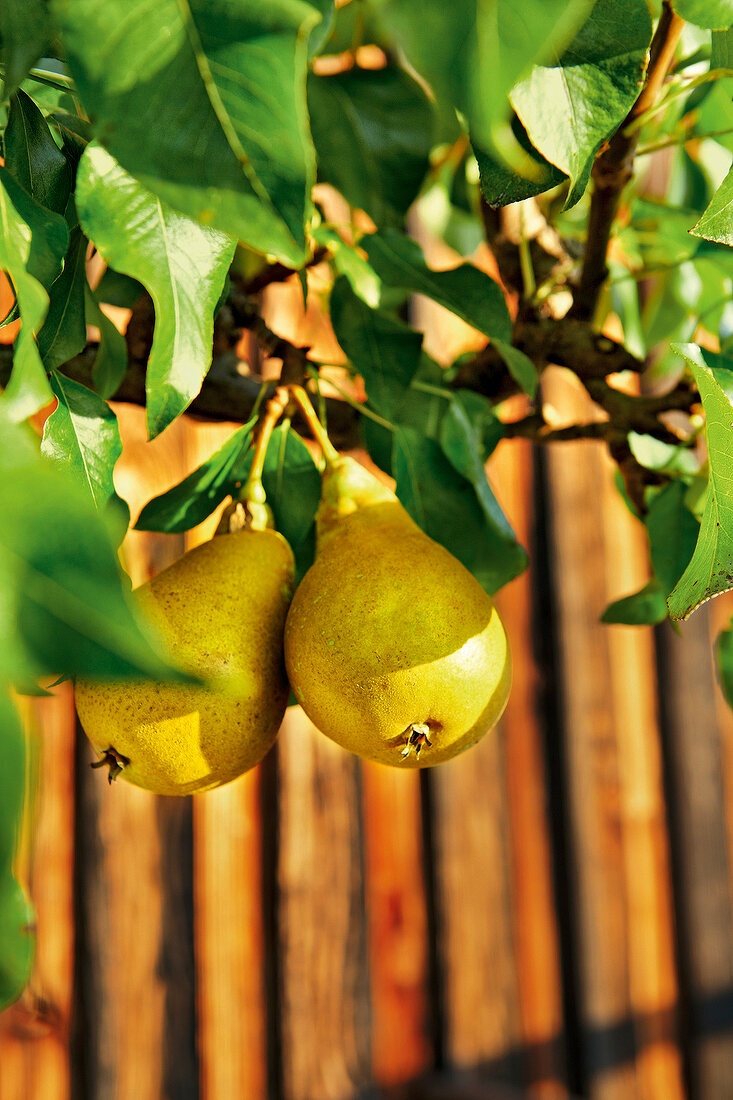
[491, 438, 567, 1099]
[72, 406, 198, 1100]
[599, 461, 684, 1100]
[432, 717, 523, 1083]
[277, 707, 373, 1100]
[544, 368, 684, 1100]
[362, 763, 431, 1086]
[657, 603, 733, 1100]
[0, 686, 76, 1100]
[189, 420, 268, 1100]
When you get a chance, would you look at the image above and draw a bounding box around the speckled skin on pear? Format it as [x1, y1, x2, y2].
[284, 492, 511, 768]
[75, 529, 294, 795]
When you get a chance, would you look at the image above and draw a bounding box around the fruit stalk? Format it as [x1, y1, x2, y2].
[222, 386, 291, 534]
[289, 385, 340, 465]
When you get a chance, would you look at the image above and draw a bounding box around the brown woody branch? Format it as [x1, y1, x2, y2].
[570, 2, 684, 322]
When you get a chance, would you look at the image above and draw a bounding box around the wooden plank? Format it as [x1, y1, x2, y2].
[0, 686, 76, 1100]
[362, 762, 431, 1086]
[657, 601, 733, 1100]
[188, 420, 268, 1100]
[72, 406, 198, 1100]
[277, 706, 373, 1100]
[543, 367, 684, 1100]
[490, 438, 567, 1099]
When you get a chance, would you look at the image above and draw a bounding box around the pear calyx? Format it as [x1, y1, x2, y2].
[91, 747, 130, 784]
[401, 724, 434, 759]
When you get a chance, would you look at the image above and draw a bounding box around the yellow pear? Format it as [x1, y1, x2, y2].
[75, 528, 294, 795]
[284, 456, 511, 768]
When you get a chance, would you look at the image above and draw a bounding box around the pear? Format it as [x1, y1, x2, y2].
[284, 456, 511, 768]
[75, 528, 294, 795]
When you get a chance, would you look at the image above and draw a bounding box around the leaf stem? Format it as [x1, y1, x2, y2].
[318, 376, 396, 430]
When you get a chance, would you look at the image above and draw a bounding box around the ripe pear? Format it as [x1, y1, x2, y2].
[284, 456, 511, 767]
[75, 528, 294, 795]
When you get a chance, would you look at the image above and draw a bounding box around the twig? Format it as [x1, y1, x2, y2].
[570, 2, 685, 322]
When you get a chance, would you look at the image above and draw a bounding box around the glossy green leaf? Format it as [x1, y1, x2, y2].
[371, 0, 594, 147]
[0, 1, 52, 97]
[716, 615, 733, 708]
[672, 0, 733, 28]
[314, 225, 381, 308]
[136, 419, 256, 534]
[493, 339, 538, 398]
[394, 426, 527, 594]
[712, 26, 733, 68]
[510, 0, 652, 208]
[668, 344, 733, 620]
[474, 121, 566, 208]
[691, 165, 733, 245]
[329, 276, 422, 416]
[601, 578, 668, 625]
[37, 226, 88, 371]
[441, 390, 505, 462]
[364, 229, 512, 342]
[41, 372, 125, 521]
[305, 0, 335, 56]
[646, 481, 700, 596]
[0, 418, 189, 684]
[76, 144, 236, 439]
[53, 0, 317, 264]
[308, 67, 433, 223]
[84, 282, 128, 399]
[0, 168, 68, 421]
[4, 90, 71, 214]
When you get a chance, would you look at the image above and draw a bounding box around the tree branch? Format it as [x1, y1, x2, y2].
[570, 1, 684, 322]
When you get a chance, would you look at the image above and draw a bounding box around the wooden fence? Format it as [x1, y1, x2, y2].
[3, 256, 733, 1100]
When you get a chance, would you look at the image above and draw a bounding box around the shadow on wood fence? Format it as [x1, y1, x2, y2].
[2, 373, 733, 1100]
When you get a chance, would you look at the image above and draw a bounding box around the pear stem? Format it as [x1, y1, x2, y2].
[289, 385, 340, 465]
[241, 386, 291, 505]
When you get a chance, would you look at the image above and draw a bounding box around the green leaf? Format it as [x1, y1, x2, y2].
[305, 0, 335, 56]
[0, 694, 34, 1011]
[474, 120, 567, 208]
[364, 229, 512, 342]
[0, 167, 69, 421]
[0, 416, 189, 684]
[672, 0, 733, 29]
[329, 275, 422, 416]
[41, 372, 127, 533]
[4, 90, 72, 214]
[493, 339, 538, 398]
[53, 0, 317, 264]
[716, 615, 733, 708]
[37, 226, 88, 371]
[441, 390, 505, 461]
[371, 0, 594, 147]
[510, 0, 653, 208]
[0, 878, 34, 1012]
[691, 165, 733, 245]
[668, 344, 733, 620]
[646, 481, 700, 596]
[84, 281, 128, 399]
[0, 1, 53, 98]
[76, 144, 236, 439]
[314, 225, 381, 308]
[136, 420, 256, 534]
[712, 27, 733, 68]
[601, 577, 668, 625]
[394, 426, 527, 594]
[308, 66, 433, 223]
[628, 431, 700, 475]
